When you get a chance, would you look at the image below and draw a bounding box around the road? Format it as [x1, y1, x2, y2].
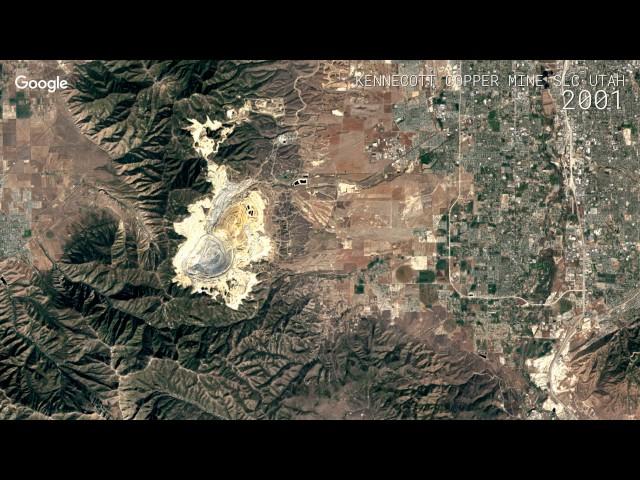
[547, 60, 590, 419]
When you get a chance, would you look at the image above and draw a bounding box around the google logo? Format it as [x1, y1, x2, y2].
[15, 75, 69, 93]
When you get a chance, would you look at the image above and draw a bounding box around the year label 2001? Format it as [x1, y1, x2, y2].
[562, 89, 620, 110]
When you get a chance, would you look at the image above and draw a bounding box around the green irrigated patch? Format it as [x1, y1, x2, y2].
[559, 298, 573, 314]
[488, 110, 500, 132]
[417, 270, 436, 283]
[15, 91, 31, 119]
[420, 151, 433, 165]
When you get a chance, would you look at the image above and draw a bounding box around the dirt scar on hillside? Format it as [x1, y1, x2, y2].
[172, 109, 276, 310]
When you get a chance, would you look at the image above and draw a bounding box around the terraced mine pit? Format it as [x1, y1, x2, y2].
[172, 116, 273, 310]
